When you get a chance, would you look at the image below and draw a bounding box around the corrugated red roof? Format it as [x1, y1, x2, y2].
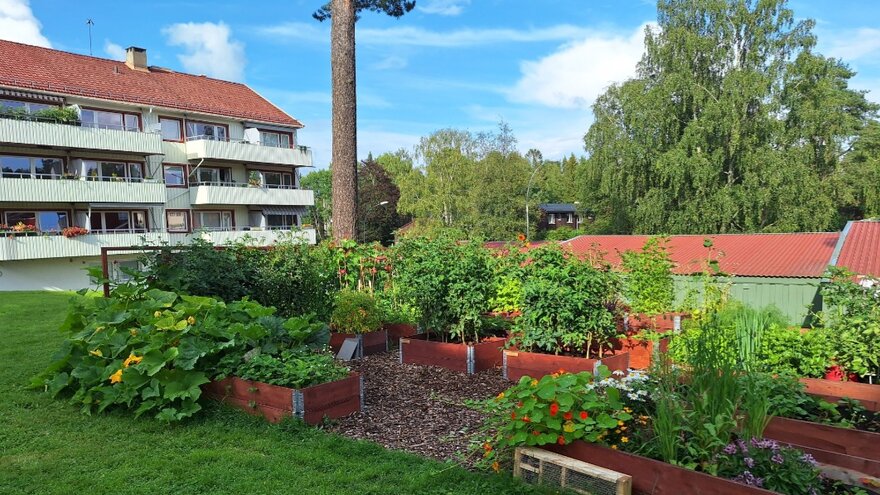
[837, 221, 880, 278]
[0, 40, 302, 127]
[562, 232, 840, 278]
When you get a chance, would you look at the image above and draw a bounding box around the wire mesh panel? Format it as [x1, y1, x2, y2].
[514, 447, 632, 495]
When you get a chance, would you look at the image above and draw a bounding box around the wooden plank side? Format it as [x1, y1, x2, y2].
[801, 378, 880, 412]
[301, 373, 361, 411]
[765, 417, 880, 463]
[401, 336, 469, 372]
[473, 337, 508, 372]
[546, 442, 779, 495]
[506, 351, 600, 382]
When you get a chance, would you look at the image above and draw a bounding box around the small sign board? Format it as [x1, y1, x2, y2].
[336, 337, 360, 361]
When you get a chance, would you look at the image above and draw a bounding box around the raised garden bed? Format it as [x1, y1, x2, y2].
[801, 377, 880, 412]
[764, 416, 880, 478]
[544, 441, 779, 495]
[614, 336, 668, 370]
[383, 322, 418, 340]
[399, 333, 508, 374]
[329, 330, 389, 358]
[502, 349, 630, 382]
[626, 312, 689, 332]
[202, 373, 363, 425]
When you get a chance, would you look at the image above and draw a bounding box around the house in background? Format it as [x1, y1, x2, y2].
[537, 203, 582, 234]
[0, 40, 314, 291]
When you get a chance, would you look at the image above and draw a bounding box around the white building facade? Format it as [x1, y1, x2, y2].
[0, 43, 315, 291]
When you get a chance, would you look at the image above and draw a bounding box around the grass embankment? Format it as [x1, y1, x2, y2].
[0, 291, 545, 495]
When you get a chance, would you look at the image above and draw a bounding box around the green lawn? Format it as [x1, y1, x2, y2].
[0, 291, 545, 495]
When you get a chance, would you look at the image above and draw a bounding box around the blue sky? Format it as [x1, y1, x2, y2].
[3, 0, 880, 168]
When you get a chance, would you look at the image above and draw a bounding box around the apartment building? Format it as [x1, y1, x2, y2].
[0, 41, 315, 290]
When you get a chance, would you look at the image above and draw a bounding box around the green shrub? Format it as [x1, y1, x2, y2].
[542, 226, 583, 241]
[819, 267, 880, 377]
[34, 106, 80, 124]
[758, 325, 834, 378]
[620, 237, 674, 314]
[330, 289, 384, 334]
[30, 285, 277, 422]
[252, 241, 337, 320]
[511, 244, 620, 356]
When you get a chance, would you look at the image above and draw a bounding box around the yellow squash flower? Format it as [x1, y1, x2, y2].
[123, 353, 143, 368]
[89, 349, 103, 357]
[187, 316, 196, 325]
[154, 311, 162, 318]
[130, 329, 138, 336]
[109, 369, 123, 384]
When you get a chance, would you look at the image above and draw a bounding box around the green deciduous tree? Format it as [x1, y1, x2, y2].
[301, 169, 332, 241]
[357, 158, 407, 245]
[582, 0, 877, 234]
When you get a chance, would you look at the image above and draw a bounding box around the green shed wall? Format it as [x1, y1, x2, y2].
[673, 275, 822, 327]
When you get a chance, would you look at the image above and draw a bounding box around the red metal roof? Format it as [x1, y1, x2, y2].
[0, 40, 302, 127]
[562, 232, 840, 278]
[837, 221, 880, 278]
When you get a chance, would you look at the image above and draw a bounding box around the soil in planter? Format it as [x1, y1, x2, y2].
[327, 350, 510, 465]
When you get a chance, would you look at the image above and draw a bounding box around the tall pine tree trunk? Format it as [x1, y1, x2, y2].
[330, 0, 358, 240]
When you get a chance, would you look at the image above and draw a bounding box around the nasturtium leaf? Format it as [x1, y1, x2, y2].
[596, 413, 619, 429]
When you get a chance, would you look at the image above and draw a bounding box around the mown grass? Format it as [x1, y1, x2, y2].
[0, 291, 547, 495]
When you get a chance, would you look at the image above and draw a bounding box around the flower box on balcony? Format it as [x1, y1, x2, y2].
[544, 442, 780, 495]
[202, 373, 362, 425]
[399, 333, 508, 374]
[502, 349, 630, 382]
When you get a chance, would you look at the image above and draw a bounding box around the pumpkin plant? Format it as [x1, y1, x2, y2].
[330, 289, 384, 334]
[31, 283, 278, 422]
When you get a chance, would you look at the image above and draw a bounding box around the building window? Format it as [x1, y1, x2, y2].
[191, 167, 232, 186]
[195, 211, 233, 231]
[259, 130, 291, 148]
[185, 121, 227, 141]
[163, 165, 187, 187]
[0, 98, 57, 114]
[159, 117, 183, 141]
[166, 211, 189, 232]
[82, 160, 144, 182]
[80, 109, 140, 131]
[262, 171, 293, 189]
[5, 211, 70, 232]
[567, 213, 573, 224]
[0, 155, 64, 179]
[548, 214, 556, 225]
[266, 214, 298, 230]
[112, 260, 141, 282]
[89, 210, 147, 233]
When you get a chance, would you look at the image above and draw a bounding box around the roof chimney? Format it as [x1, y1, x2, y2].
[125, 46, 148, 72]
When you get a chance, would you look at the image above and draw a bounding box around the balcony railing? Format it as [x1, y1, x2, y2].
[0, 115, 163, 155]
[189, 184, 313, 206]
[193, 227, 316, 246]
[0, 176, 165, 203]
[0, 230, 170, 261]
[185, 136, 312, 167]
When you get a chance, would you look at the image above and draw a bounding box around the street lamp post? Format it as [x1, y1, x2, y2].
[525, 164, 544, 240]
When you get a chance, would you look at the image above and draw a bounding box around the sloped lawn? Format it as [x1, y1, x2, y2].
[0, 291, 545, 495]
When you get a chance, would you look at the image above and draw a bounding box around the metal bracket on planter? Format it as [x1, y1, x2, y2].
[398, 338, 404, 363]
[356, 334, 365, 359]
[623, 312, 630, 332]
[466, 346, 476, 375]
[292, 390, 305, 420]
[359, 374, 365, 411]
[593, 359, 602, 377]
[673, 315, 682, 333]
[502, 351, 508, 380]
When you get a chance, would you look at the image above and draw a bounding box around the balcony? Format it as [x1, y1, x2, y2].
[0, 231, 170, 261]
[193, 228, 316, 246]
[189, 184, 314, 206]
[0, 117, 163, 155]
[185, 137, 312, 167]
[0, 176, 165, 204]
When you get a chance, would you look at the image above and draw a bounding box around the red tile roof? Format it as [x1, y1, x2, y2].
[562, 232, 840, 278]
[837, 220, 880, 278]
[0, 40, 302, 127]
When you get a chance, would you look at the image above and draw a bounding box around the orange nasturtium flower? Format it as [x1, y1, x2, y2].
[557, 435, 566, 446]
[109, 369, 123, 384]
[580, 411, 589, 420]
[530, 379, 538, 387]
[123, 353, 143, 368]
[495, 392, 505, 400]
[517, 233, 526, 242]
[491, 461, 500, 472]
[563, 411, 573, 421]
[549, 402, 559, 417]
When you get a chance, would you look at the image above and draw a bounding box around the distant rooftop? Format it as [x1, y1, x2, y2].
[538, 203, 577, 213]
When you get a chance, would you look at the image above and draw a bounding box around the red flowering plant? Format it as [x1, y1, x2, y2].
[474, 365, 633, 471]
[61, 226, 90, 238]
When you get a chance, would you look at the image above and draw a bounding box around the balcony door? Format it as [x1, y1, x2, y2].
[195, 211, 232, 231]
[89, 210, 147, 233]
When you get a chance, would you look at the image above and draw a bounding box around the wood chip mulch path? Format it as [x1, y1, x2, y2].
[327, 350, 509, 465]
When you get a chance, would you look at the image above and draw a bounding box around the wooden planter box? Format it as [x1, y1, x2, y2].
[627, 312, 689, 332]
[399, 333, 508, 374]
[764, 416, 880, 478]
[202, 373, 362, 425]
[383, 322, 418, 340]
[801, 377, 880, 412]
[545, 442, 779, 495]
[503, 349, 630, 382]
[329, 330, 388, 358]
[614, 337, 669, 370]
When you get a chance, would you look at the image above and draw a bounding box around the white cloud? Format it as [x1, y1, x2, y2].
[418, 0, 470, 16]
[509, 23, 653, 109]
[372, 55, 408, 71]
[259, 22, 595, 48]
[104, 40, 125, 60]
[0, 0, 50, 47]
[824, 27, 880, 62]
[162, 22, 246, 81]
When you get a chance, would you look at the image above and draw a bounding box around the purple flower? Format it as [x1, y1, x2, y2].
[722, 443, 737, 455]
[801, 453, 817, 466]
[736, 439, 747, 452]
[751, 438, 779, 450]
[733, 471, 764, 487]
[744, 457, 755, 469]
[771, 453, 784, 464]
